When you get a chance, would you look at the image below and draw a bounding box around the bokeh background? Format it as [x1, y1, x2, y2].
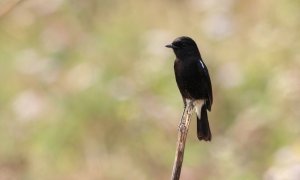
[0, 0, 300, 179]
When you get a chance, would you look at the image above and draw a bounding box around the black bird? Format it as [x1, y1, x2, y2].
[166, 36, 213, 141]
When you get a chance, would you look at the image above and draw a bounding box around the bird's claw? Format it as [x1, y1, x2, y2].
[178, 123, 186, 132]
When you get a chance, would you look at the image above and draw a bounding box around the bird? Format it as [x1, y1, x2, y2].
[166, 36, 213, 141]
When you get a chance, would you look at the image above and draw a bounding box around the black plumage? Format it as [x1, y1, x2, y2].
[166, 36, 213, 141]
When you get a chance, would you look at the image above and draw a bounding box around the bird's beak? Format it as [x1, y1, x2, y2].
[165, 44, 174, 48]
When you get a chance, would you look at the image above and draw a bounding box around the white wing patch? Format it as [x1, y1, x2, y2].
[199, 60, 205, 69]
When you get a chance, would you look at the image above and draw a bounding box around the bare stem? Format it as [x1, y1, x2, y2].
[171, 103, 194, 180]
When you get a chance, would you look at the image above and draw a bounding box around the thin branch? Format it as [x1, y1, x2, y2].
[0, 0, 26, 20]
[171, 102, 194, 180]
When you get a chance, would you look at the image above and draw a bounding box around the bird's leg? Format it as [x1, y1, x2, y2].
[178, 105, 187, 130]
[178, 99, 193, 131]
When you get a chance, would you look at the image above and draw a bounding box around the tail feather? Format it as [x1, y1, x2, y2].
[196, 105, 211, 141]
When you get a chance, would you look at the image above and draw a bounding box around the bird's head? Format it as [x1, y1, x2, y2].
[166, 36, 201, 59]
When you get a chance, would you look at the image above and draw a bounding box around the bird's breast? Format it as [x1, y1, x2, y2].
[174, 60, 207, 99]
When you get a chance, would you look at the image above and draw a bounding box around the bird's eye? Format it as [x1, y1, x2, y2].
[174, 42, 184, 48]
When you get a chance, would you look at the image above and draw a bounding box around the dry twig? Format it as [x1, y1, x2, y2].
[171, 102, 194, 180]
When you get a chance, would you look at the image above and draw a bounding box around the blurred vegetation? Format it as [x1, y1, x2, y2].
[0, 0, 300, 179]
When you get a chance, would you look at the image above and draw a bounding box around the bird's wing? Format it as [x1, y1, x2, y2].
[197, 60, 213, 111]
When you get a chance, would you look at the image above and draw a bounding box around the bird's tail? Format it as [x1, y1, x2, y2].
[196, 104, 211, 141]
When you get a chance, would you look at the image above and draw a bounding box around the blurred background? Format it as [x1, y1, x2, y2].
[0, 0, 300, 179]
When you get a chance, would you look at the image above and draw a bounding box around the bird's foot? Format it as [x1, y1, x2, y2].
[178, 123, 186, 132]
